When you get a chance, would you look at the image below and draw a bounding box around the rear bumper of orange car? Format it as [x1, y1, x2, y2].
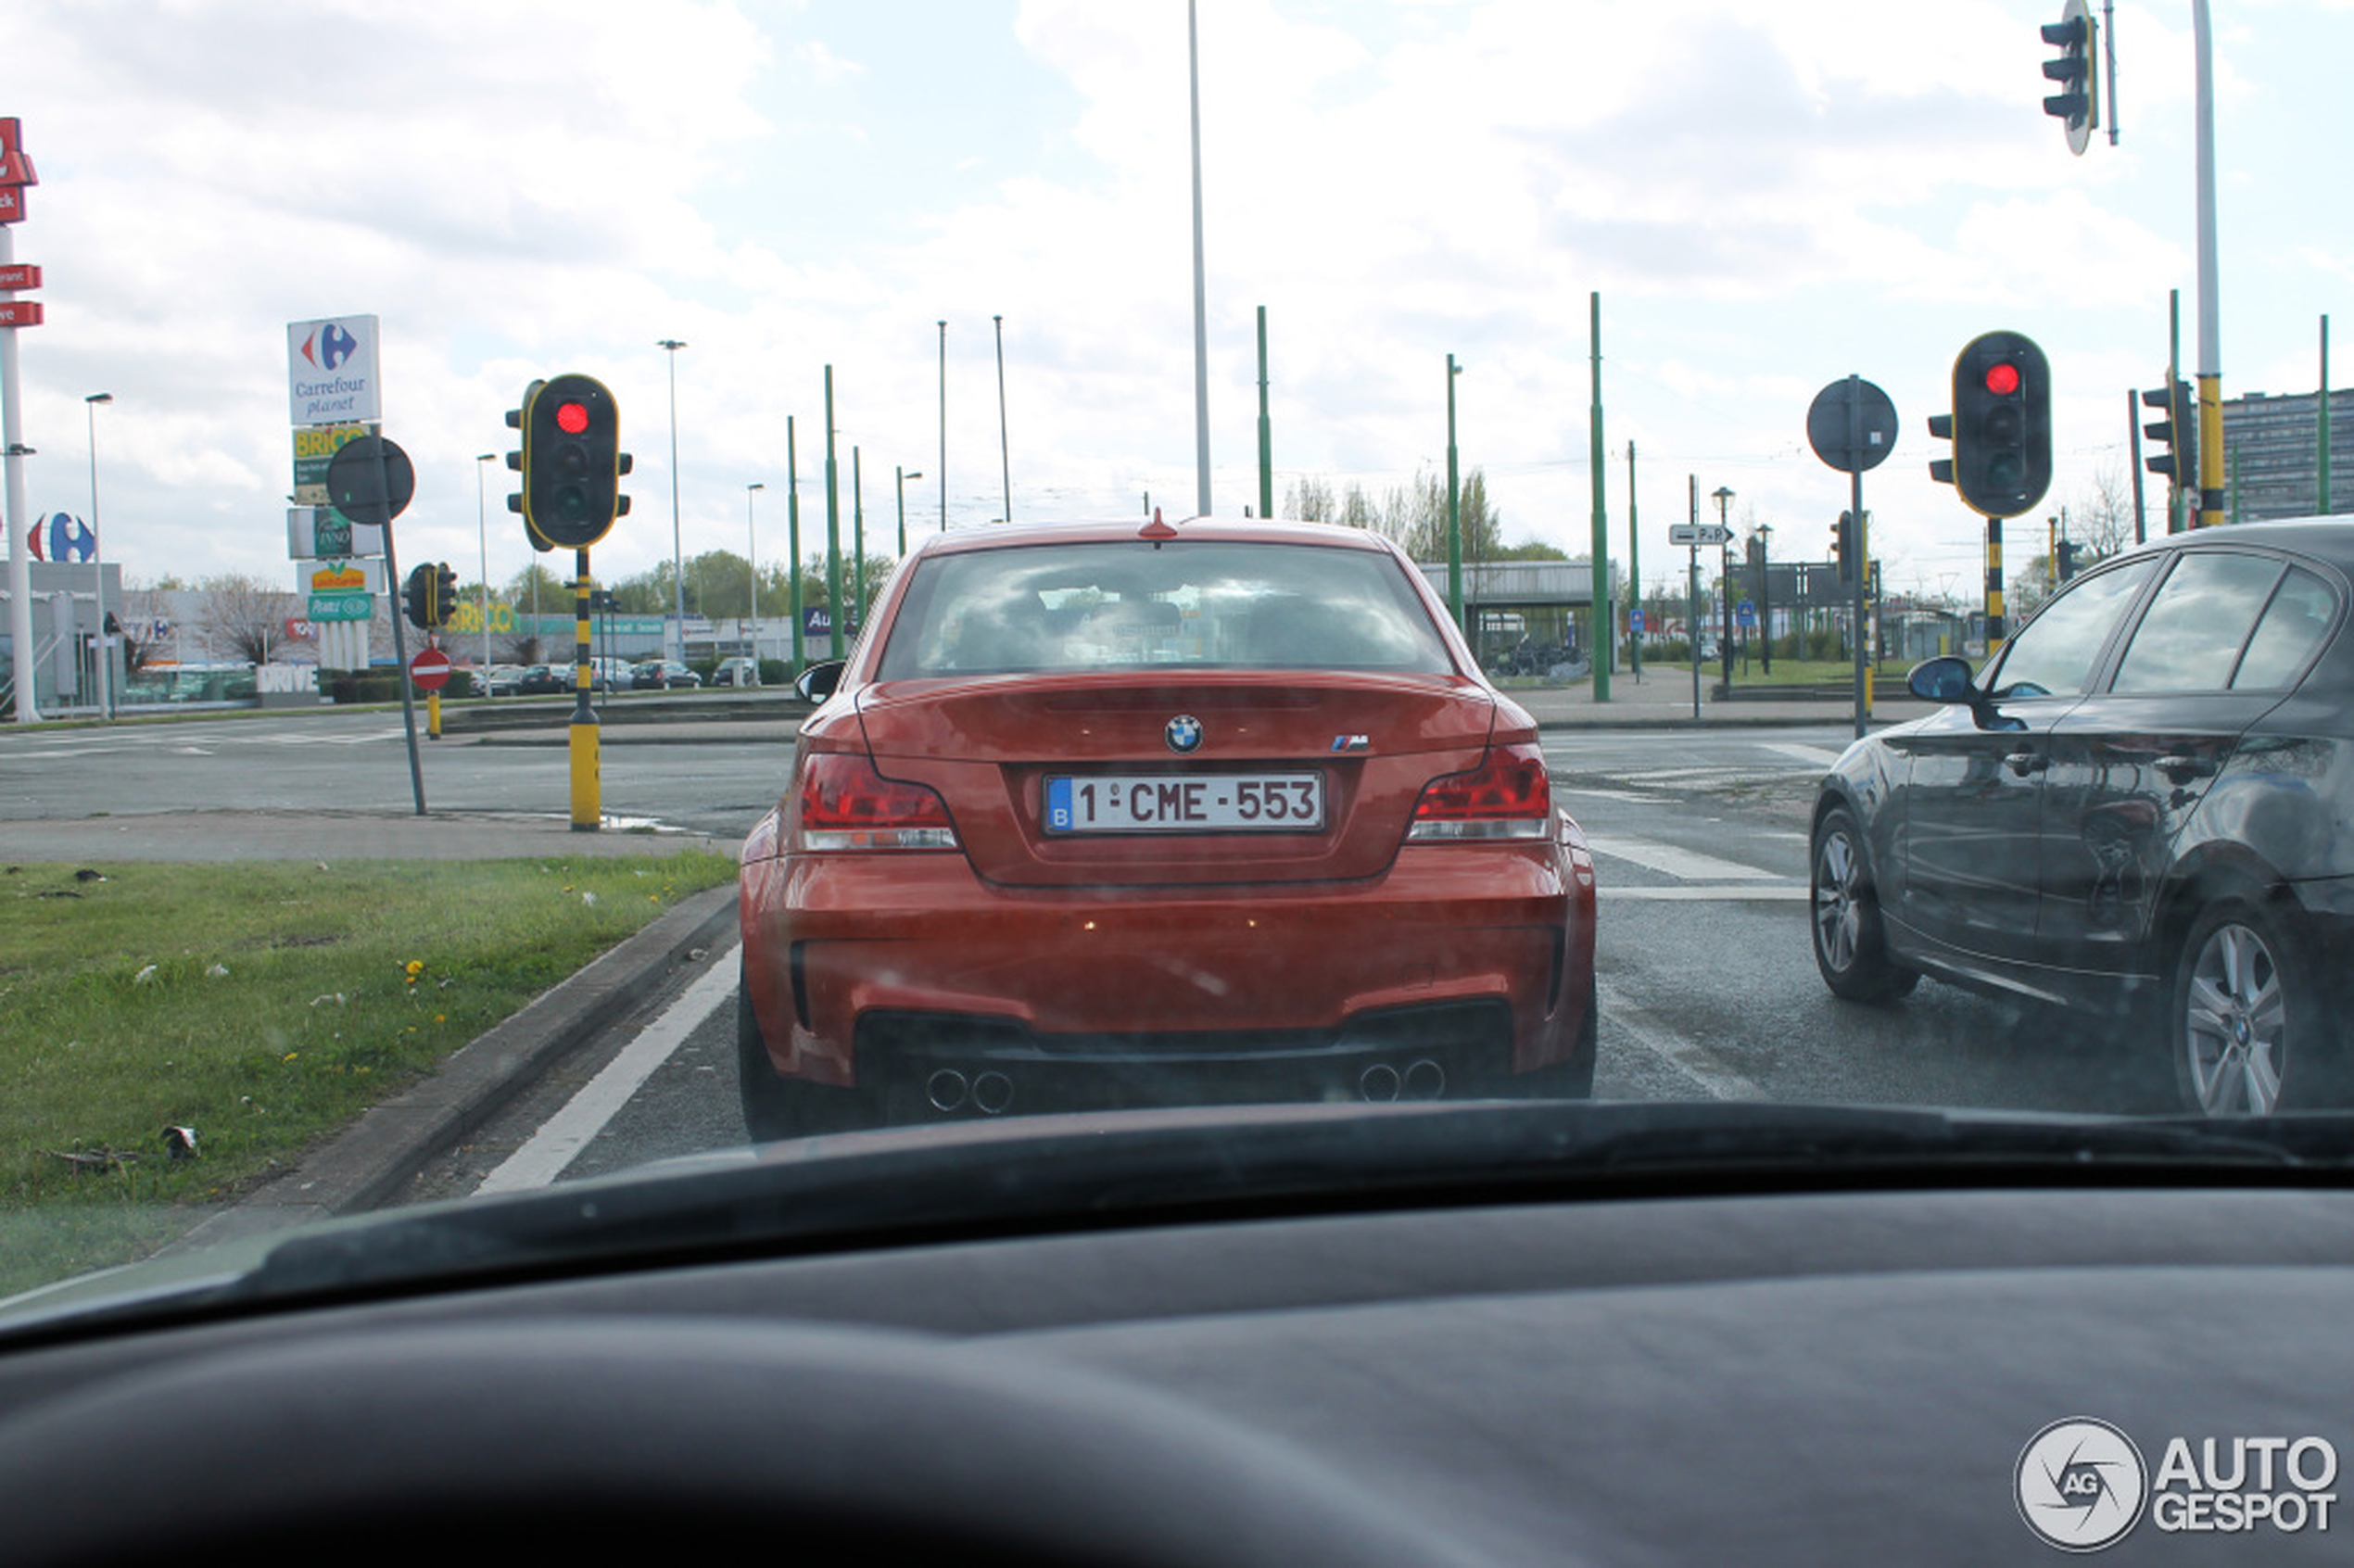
[740, 830, 1595, 1109]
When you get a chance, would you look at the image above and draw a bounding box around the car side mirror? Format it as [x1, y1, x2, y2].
[795, 661, 846, 703]
[1906, 656, 1978, 704]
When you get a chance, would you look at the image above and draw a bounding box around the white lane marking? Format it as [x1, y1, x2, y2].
[1596, 976, 1771, 1102]
[1556, 787, 1670, 803]
[1592, 835, 1776, 881]
[1764, 741, 1843, 766]
[473, 947, 740, 1196]
[1599, 885, 1807, 902]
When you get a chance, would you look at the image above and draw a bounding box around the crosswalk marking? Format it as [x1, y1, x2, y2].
[1590, 835, 1775, 881]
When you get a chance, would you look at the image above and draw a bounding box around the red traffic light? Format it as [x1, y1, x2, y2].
[555, 400, 590, 434]
[1982, 362, 2021, 398]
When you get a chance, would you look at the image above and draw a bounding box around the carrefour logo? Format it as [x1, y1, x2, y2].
[298, 322, 361, 371]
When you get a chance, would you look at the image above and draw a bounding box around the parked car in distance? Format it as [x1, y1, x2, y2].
[632, 659, 702, 690]
[1810, 517, 2354, 1118]
[712, 656, 760, 688]
[514, 664, 565, 695]
[478, 664, 525, 697]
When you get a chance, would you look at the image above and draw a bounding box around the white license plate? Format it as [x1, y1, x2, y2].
[1044, 773, 1324, 833]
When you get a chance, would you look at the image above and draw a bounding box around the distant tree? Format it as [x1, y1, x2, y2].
[1282, 476, 1337, 522]
[198, 572, 297, 664]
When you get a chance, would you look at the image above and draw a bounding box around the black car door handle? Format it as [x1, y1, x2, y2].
[2005, 751, 2047, 777]
[2156, 754, 2217, 783]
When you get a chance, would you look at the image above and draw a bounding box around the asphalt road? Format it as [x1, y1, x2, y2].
[397, 719, 2169, 1202]
[1, 706, 2170, 1211]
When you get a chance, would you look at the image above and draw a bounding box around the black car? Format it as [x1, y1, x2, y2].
[1811, 517, 2354, 1117]
[631, 659, 701, 690]
[514, 664, 565, 695]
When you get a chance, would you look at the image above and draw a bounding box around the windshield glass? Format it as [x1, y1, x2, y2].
[876, 539, 1456, 677]
[5, 0, 2354, 1313]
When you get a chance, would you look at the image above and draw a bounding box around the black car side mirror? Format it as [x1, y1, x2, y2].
[795, 661, 846, 703]
[1906, 656, 1978, 704]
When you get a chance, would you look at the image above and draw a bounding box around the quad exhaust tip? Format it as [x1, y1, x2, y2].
[927, 1068, 1017, 1116]
[1361, 1059, 1447, 1102]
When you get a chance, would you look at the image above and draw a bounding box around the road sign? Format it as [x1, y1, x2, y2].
[0, 300, 44, 328]
[324, 436, 415, 527]
[1737, 602, 1757, 629]
[1668, 523, 1733, 547]
[1807, 378, 1900, 474]
[409, 647, 452, 692]
[1630, 608, 1646, 632]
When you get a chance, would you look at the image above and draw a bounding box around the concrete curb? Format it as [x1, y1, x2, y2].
[173, 881, 742, 1250]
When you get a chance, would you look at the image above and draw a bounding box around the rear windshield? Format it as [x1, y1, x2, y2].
[875, 539, 1457, 678]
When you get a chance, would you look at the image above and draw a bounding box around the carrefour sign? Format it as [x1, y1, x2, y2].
[286, 314, 382, 425]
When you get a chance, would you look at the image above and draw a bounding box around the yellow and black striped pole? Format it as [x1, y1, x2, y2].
[1985, 517, 2006, 652]
[570, 547, 601, 830]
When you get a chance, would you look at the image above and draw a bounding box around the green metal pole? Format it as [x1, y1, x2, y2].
[1446, 354, 1462, 635]
[1257, 306, 1272, 521]
[1588, 292, 1609, 701]
[854, 444, 866, 623]
[787, 415, 804, 677]
[1626, 440, 1640, 682]
[2322, 314, 2333, 515]
[2169, 289, 2183, 533]
[824, 367, 842, 660]
[895, 465, 907, 557]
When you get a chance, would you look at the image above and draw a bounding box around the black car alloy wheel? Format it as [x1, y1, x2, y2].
[1811, 805, 1918, 1004]
[2172, 901, 2306, 1117]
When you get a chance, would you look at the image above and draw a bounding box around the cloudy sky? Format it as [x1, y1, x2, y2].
[5, 0, 2349, 608]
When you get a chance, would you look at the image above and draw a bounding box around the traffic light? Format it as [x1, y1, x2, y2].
[2142, 378, 2197, 489]
[1928, 331, 2051, 519]
[521, 372, 632, 549]
[434, 562, 458, 627]
[403, 563, 434, 629]
[2040, 0, 2098, 155]
[505, 379, 553, 551]
[1832, 512, 1856, 586]
[2056, 539, 2079, 582]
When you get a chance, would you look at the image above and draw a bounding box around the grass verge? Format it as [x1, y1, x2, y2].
[0, 850, 738, 1297]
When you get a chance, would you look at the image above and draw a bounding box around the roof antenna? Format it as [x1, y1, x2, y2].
[1139, 507, 1179, 548]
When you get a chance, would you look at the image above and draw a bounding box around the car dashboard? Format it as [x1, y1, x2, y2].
[4, 1162, 2352, 1564]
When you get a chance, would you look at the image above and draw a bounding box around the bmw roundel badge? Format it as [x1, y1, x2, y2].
[1165, 714, 1204, 753]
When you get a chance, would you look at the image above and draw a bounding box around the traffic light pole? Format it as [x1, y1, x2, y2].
[570, 547, 600, 831]
[2192, 0, 2224, 529]
[375, 440, 427, 818]
[1846, 378, 1868, 740]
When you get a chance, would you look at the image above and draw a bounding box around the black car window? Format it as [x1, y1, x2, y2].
[876, 541, 1455, 678]
[2232, 566, 2339, 690]
[2111, 551, 2285, 694]
[1983, 557, 2158, 699]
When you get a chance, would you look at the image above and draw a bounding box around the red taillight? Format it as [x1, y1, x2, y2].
[1407, 741, 1551, 841]
[793, 752, 959, 852]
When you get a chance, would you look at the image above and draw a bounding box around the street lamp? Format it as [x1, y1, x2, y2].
[1753, 521, 1773, 676]
[475, 445, 494, 677]
[1446, 354, 1464, 634]
[1712, 486, 1735, 685]
[895, 466, 923, 556]
[745, 481, 764, 667]
[937, 320, 948, 534]
[84, 394, 112, 719]
[657, 338, 688, 657]
[993, 314, 1011, 524]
